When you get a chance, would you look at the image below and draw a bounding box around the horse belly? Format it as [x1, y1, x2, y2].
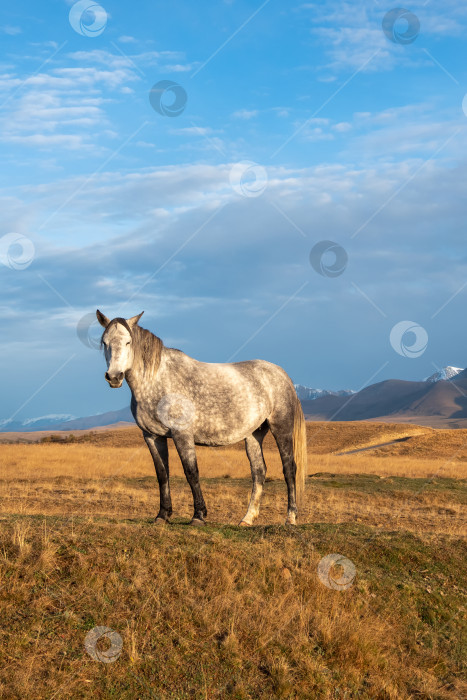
[192, 397, 268, 446]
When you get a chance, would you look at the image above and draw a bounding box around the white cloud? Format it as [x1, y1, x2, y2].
[333, 122, 352, 132]
[8, 133, 89, 148]
[0, 85, 110, 150]
[274, 108, 290, 118]
[165, 63, 195, 73]
[1, 25, 21, 36]
[67, 48, 190, 72]
[299, 1, 467, 75]
[302, 126, 334, 142]
[0, 51, 142, 152]
[3, 148, 467, 415]
[170, 126, 213, 136]
[232, 109, 258, 120]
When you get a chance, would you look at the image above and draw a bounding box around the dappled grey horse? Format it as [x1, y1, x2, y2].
[96, 310, 306, 526]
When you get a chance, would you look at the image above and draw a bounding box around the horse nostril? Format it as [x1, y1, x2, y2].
[105, 371, 124, 385]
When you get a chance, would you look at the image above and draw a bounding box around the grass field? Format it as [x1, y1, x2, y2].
[0, 422, 466, 698]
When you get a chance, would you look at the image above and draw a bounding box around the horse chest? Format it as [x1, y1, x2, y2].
[132, 399, 166, 436]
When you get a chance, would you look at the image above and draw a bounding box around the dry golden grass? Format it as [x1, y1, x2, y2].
[3, 418, 467, 479]
[2, 440, 466, 480]
[7, 419, 467, 465]
[1, 469, 464, 533]
[0, 422, 465, 698]
[0, 517, 465, 699]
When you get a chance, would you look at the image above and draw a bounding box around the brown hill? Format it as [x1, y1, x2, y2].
[4, 420, 467, 463]
[303, 371, 467, 425]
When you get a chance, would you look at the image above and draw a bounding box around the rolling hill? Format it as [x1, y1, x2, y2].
[303, 368, 467, 426]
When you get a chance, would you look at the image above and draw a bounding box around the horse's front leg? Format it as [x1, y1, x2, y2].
[143, 433, 172, 524]
[171, 431, 207, 526]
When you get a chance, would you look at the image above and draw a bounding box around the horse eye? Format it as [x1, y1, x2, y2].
[126, 341, 130, 346]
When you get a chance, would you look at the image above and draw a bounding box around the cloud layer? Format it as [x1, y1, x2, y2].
[1, 0, 467, 420]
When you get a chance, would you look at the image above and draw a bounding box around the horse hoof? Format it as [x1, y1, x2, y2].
[238, 520, 251, 527]
[190, 518, 206, 527]
[155, 517, 168, 526]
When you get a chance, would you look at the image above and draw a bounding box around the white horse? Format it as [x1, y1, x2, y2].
[97, 310, 306, 526]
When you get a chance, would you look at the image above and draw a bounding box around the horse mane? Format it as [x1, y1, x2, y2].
[131, 324, 164, 379]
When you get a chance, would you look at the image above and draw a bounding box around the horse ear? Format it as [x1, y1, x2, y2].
[96, 309, 110, 328]
[127, 311, 144, 328]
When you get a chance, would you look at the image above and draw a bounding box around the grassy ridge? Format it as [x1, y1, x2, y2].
[0, 424, 465, 698]
[1, 515, 466, 699]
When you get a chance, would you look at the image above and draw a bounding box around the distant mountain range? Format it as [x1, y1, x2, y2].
[302, 366, 467, 425]
[0, 408, 133, 433]
[0, 414, 78, 432]
[293, 384, 355, 401]
[1, 367, 465, 432]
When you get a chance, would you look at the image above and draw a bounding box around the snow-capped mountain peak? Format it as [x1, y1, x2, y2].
[0, 414, 76, 431]
[424, 367, 463, 383]
[22, 414, 76, 426]
[294, 384, 355, 401]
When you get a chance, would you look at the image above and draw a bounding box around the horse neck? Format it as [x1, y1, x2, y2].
[125, 363, 144, 400]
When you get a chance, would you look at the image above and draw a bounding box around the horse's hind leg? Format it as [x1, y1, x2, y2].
[268, 419, 297, 525]
[239, 423, 268, 526]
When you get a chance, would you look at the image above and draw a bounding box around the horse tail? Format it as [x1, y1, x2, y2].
[293, 397, 307, 508]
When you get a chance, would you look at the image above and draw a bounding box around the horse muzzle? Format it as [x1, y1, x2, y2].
[105, 371, 124, 388]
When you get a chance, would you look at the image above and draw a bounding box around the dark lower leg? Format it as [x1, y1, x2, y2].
[270, 425, 298, 524]
[144, 435, 172, 520]
[172, 432, 207, 522]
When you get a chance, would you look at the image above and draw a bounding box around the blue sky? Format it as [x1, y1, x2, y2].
[1, 0, 467, 422]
